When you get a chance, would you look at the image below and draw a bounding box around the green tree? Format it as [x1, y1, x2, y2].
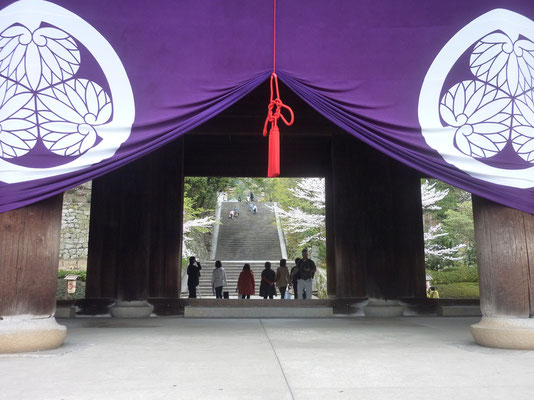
[184, 177, 236, 212]
[422, 178, 477, 270]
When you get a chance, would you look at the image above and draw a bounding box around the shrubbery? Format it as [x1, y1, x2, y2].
[434, 282, 479, 298]
[428, 265, 478, 284]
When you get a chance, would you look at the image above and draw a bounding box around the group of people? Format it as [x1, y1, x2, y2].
[228, 207, 239, 219]
[186, 249, 317, 299]
[186, 257, 228, 299]
[228, 201, 256, 219]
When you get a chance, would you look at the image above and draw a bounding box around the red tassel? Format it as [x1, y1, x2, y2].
[268, 125, 280, 177]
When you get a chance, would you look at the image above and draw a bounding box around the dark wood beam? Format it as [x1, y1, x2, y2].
[331, 132, 425, 299]
[86, 139, 184, 301]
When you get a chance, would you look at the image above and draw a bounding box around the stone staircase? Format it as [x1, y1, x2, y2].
[191, 201, 286, 297]
[215, 201, 283, 260]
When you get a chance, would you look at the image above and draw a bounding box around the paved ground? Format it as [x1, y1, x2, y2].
[1, 316, 534, 400]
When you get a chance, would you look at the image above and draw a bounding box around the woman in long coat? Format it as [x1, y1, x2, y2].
[259, 261, 276, 299]
[275, 258, 291, 299]
[237, 263, 255, 299]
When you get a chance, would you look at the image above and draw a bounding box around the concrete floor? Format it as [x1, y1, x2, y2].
[1, 316, 534, 400]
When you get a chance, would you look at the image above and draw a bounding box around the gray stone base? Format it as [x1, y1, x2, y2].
[109, 301, 154, 318]
[184, 307, 333, 318]
[437, 305, 481, 317]
[363, 299, 404, 317]
[471, 317, 534, 350]
[0, 317, 67, 354]
[55, 306, 77, 319]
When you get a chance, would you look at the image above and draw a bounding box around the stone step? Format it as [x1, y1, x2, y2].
[184, 306, 333, 318]
[437, 305, 482, 317]
[214, 201, 283, 261]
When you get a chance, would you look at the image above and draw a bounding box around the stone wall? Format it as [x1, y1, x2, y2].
[59, 182, 92, 270]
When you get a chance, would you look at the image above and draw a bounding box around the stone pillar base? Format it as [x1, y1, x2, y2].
[109, 301, 154, 318]
[363, 299, 404, 317]
[0, 317, 66, 354]
[55, 306, 77, 319]
[471, 317, 534, 350]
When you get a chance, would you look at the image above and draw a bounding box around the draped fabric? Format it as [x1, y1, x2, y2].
[1, 0, 534, 213]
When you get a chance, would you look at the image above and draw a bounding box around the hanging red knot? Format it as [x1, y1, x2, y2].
[263, 72, 294, 177]
[262, 0, 294, 178]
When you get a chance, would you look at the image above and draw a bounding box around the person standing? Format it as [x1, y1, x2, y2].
[260, 261, 276, 299]
[428, 286, 440, 299]
[275, 259, 291, 299]
[297, 249, 316, 300]
[250, 192, 254, 202]
[187, 256, 202, 298]
[237, 263, 255, 299]
[211, 260, 227, 299]
[291, 257, 302, 299]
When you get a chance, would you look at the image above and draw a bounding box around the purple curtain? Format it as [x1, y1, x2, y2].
[1, 0, 534, 213]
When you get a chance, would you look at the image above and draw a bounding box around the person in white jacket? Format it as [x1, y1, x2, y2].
[211, 260, 227, 299]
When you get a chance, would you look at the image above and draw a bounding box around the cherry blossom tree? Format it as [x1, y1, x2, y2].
[421, 179, 449, 210]
[421, 179, 469, 270]
[182, 215, 215, 258]
[273, 178, 325, 248]
[270, 178, 327, 297]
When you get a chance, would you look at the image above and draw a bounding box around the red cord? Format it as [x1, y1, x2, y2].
[263, 73, 294, 138]
[273, 0, 276, 73]
[263, 0, 294, 177]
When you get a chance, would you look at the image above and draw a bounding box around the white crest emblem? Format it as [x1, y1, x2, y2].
[419, 9, 534, 188]
[0, 0, 134, 183]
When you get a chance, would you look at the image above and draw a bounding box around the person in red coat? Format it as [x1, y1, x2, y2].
[237, 264, 255, 299]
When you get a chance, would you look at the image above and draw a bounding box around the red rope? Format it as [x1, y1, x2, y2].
[263, 73, 294, 138]
[263, 0, 294, 177]
[273, 0, 276, 73]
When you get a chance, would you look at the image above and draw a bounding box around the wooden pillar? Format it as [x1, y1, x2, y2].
[330, 132, 425, 299]
[325, 172, 337, 297]
[86, 138, 184, 305]
[470, 196, 534, 349]
[0, 195, 67, 353]
[148, 139, 184, 298]
[85, 173, 121, 299]
[331, 134, 366, 297]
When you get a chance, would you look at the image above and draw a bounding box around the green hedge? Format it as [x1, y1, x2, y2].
[434, 282, 479, 299]
[427, 266, 478, 284]
[58, 269, 86, 282]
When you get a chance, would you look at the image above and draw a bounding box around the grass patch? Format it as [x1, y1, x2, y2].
[434, 282, 479, 299]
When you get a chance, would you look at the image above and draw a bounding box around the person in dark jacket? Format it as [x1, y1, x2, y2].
[237, 263, 255, 299]
[297, 248, 316, 300]
[260, 261, 276, 299]
[291, 257, 302, 299]
[187, 256, 202, 298]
